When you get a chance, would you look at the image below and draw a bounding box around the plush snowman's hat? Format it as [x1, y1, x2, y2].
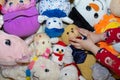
[56, 41, 66, 47]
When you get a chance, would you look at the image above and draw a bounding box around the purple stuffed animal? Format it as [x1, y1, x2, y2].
[0, 0, 40, 38]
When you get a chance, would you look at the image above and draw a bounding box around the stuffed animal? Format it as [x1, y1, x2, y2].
[0, 0, 40, 38]
[51, 41, 67, 67]
[1, 57, 60, 80]
[61, 24, 96, 80]
[38, 17, 66, 38]
[38, 0, 73, 39]
[0, 30, 31, 66]
[94, 14, 120, 56]
[59, 63, 86, 80]
[33, 32, 52, 58]
[69, 0, 107, 31]
[91, 63, 115, 80]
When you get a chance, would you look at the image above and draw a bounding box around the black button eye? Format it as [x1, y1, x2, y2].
[61, 49, 64, 52]
[65, 73, 67, 76]
[19, 0, 24, 3]
[56, 48, 59, 51]
[67, 32, 69, 35]
[86, 6, 91, 11]
[9, 2, 13, 6]
[94, 13, 99, 18]
[45, 69, 49, 72]
[5, 39, 11, 46]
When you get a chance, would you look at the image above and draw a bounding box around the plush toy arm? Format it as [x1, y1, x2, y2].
[0, 15, 4, 28]
[63, 46, 74, 64]
[60, 17, 74, 24]
[38, 15, 48, 23]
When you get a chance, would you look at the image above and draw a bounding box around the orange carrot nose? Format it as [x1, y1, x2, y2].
[89, 3, 99, 11]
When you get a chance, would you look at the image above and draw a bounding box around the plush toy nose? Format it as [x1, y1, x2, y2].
[89, 3, 99, 11]
[59, 50, 62, 54]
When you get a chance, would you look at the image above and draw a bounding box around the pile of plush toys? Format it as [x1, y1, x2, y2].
[0, 0, 120, 80]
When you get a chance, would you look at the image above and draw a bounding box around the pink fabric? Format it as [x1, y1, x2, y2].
[0, 31, 31, 66]
[2, 0, 35, 14]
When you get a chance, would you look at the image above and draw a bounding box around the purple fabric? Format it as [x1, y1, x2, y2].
[3, 6, 40, 38]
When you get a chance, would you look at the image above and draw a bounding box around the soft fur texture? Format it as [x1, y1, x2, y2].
[0, 31, 31, 66]
[91, 63, 115, 80]
[1, 0, 40, 38]
[33, 32, 52, 57]
[61, 24, 96, 80]
[69, 0, 107, 31]
[1, 57, 60, 80]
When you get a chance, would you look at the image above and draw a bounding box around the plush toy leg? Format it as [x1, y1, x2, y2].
[77, 54, 96, 80]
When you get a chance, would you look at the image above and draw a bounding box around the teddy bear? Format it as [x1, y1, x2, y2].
[33, 32, 52, 58]
[1, 56, 60, 80]
[61, 24, 96, 80]
[69, 0, 107, 31]
[0, 0, 40, 38]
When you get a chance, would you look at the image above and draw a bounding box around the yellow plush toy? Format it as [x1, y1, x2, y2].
[61, 24, 96, 80]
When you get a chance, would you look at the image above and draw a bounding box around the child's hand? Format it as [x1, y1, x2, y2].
[70, 34, 100, 54]
[79, 28, 105, 43]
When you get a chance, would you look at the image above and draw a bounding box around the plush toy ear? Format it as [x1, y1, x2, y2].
[38, 15, 48, 23]
[25, 34, 34, 45]
[0, 15, 4, 29]
[60, 17, 74, 24]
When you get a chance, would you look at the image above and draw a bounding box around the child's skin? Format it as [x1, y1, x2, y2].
[69, 28, 120, 76]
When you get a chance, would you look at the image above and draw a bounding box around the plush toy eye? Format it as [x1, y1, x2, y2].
[9, 2, 13, 6]
[86, 6, 91, 11]
[56, 48, 59, 51]
[94, 13, 99, 18]
[64, 73, 67, 76]
[19, 0, 24, 3]
[45, 68, 49, 72]
[5, 39, 11, 46]
[67, 32, 69, 35]
[53, 20, 57, 22]
[61, 49, 64, 52]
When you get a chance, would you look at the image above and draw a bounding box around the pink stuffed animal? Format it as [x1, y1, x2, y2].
[0, 31, 31, 66]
